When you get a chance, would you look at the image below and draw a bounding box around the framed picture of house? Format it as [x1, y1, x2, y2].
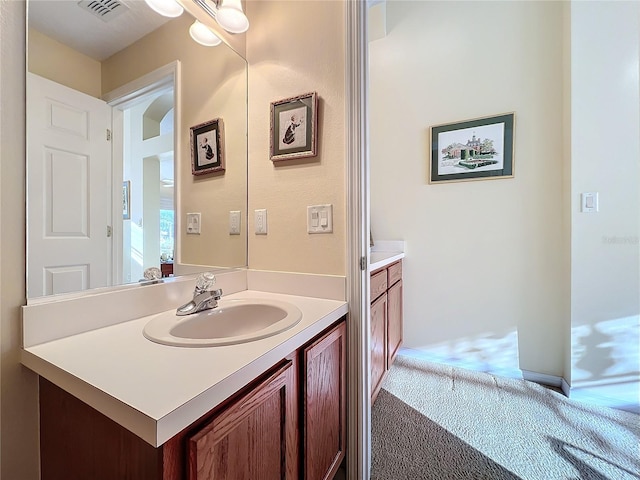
[270, 92, 318, 162]
[429, 113, 515, 183]
[190, 118, 225, 176]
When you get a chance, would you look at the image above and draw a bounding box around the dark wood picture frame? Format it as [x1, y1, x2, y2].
[270, 92, 318, 162]
[190, 118, 225, 176]
[429, 113, 515, 183]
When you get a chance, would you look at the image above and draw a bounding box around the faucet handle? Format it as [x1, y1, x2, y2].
[195, 272, 216, 292]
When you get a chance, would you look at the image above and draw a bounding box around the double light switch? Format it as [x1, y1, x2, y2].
[307, 204, 333, 234]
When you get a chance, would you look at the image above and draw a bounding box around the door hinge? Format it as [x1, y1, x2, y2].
[106, 129, 112, 141]
[107, 225, 113, 237]
[360, 256, 367, 271]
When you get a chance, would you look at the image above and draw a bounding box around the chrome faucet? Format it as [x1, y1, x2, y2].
[140, 267, 163, 285]
[176, 272, 223, 316]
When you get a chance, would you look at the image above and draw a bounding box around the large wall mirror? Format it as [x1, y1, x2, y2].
[26, 0, 248, 300]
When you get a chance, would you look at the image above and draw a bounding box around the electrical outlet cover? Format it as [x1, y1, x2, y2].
[255, 209, 267, 235]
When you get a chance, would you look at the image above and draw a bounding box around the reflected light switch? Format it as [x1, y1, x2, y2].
[187, 212, 201, 234]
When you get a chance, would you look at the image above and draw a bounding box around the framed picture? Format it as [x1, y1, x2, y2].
[270, 92, 318, 162]
[190, 118, 225, 176]
[429, 113, 515, 184]
[122, 181, 130, 220]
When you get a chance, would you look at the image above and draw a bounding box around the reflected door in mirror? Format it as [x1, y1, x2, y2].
[27, 73, 112, 297]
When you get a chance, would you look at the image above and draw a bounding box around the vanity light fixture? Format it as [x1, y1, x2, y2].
[144, 0, 184, 18]
[193, 0, 250, 34]
[146, 0, 249, 34]
[145, 0, 249, 46]
[214, 0, 250, 33]
[189, 20, 222, 46]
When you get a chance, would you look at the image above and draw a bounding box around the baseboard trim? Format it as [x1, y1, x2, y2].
[521, 370, 566, 388]
[561, 378, 571, 397]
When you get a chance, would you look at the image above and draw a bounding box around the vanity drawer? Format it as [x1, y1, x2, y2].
[370, 270, 387, 301]
[387, 261, 402, 287]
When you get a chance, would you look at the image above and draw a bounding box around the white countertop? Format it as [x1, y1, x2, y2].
[370, 251, 405, 271]
[22, 289, 347, 447]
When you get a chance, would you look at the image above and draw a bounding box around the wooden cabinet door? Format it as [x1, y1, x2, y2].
[188, 361, 297, 480]
[303, 321, 347, 480]
[387, 279, 403, 369]
[371, 292, 387, 403]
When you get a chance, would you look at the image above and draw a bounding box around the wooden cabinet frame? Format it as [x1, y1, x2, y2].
[370, 260, 403, 403]
[39, 318, 347, 480]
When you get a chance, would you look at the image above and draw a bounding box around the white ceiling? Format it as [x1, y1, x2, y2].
[28, 0, 171, 61]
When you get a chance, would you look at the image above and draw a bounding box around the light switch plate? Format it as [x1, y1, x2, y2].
[186, 212, 201, 234]
[307, 204, 333, 234]
[581, 192, 599, 213]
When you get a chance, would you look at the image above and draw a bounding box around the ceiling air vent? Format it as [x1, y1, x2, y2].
[77, 0, 129, 23]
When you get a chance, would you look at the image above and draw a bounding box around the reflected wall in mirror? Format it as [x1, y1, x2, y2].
[26, 1, 248, 299]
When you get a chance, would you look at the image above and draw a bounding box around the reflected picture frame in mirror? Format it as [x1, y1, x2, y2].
[191, 118, 225, 176]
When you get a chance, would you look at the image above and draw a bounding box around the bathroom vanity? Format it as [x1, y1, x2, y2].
[21, 272, 348, 480]
[38, 318, 345, 480]
[370, 250, 404, 403]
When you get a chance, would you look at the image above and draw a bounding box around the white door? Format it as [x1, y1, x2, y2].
[27, 73, 112, 298]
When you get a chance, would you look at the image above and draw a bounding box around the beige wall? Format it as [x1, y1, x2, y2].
[246, 0, 346, 275]
[370, 1, 567, 376]
[28, 28, 102, 98]
[569, 1, 639, 406]
[103, 14, 248, 268]
[1, 2, 40, 479]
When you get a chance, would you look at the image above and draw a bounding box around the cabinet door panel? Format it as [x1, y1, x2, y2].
[387, 261, 402, 287]
[370, 269, 387, 301]
[387, 280, 403, 368]
[371, 293, 387, 403]
[303, 321, 346, 480]
[188, 361, 295, 480]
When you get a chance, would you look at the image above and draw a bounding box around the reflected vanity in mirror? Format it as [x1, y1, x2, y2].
[26, 0, 248, 300]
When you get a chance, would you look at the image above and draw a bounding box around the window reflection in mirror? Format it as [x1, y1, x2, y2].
[26, 1, 248, 300]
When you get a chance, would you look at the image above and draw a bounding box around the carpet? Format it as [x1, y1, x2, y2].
[371, 355, 640, 480]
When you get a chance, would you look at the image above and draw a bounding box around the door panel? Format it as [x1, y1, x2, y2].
[27, 73, 112, 297]
[188, 361, 296, 480]
[303, 321, 346, 480]
[371, 293, 387, 403]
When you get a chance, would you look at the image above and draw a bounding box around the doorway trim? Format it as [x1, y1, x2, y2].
[103, 61, 181, 285]
[346, 2, 370, 479]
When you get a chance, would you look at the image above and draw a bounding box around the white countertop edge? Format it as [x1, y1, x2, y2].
[24, 300, 349, 447]
[21, 349, 159, 445]
[156, 302, 348, 446]
[370, 252, 405, 272]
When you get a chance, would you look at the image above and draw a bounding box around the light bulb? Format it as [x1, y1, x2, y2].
[144, 0, 183, 18]
[216, 0, 249, 34]
[189, 20, 222, 46]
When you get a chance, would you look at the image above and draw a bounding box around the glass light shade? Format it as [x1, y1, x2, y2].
[189, 20, 222, 46]
[144, 0, 183, 17]
[215, 0, 249, 34]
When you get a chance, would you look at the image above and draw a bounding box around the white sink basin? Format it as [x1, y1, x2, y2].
[142, 298, 303, 347]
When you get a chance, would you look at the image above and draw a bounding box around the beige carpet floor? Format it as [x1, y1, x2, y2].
[371, 355, 640, 480]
